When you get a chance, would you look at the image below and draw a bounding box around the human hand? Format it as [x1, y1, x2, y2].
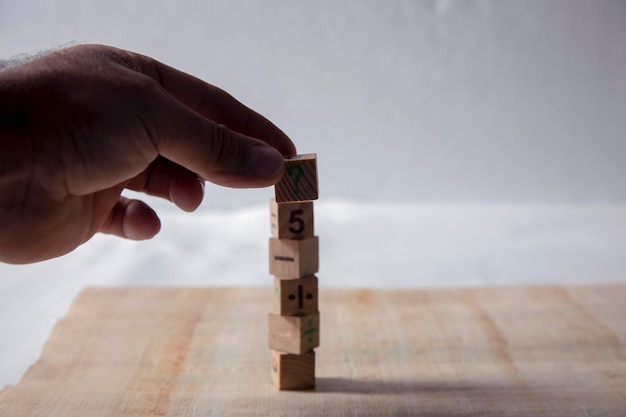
[0, 44, 296, 263]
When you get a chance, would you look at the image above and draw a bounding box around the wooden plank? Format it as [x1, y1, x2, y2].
[1, 285, 626, 416]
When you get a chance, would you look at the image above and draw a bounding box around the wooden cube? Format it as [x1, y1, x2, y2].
[271, 350, 315, 390]
[270, 199, 314, 240]
[269, 237, 318, 278]
[274, 276, 318, 316]
[275, 154, 318, 202]
[269, 313, 320, 354]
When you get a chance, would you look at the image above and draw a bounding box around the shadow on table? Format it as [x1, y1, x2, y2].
[315, 377, 498, 395]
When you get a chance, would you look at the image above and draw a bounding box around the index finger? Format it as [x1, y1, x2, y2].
[135, 54, 297, 157]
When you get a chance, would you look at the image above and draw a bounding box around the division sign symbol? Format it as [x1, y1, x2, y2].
[287, 284, 314, 309]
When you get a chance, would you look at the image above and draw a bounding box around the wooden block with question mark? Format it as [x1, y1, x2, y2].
[270, 199, 314, 240]
[275, 154, 318, 202]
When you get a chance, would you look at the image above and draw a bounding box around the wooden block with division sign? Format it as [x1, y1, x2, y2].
[269, 236, 319, 278]
[269, 312, 320, 354]
[270, 199, 314, 240]
[271, 350, 315, 390]
[273, 275, 318, 316]
[275, 154, 318, 203]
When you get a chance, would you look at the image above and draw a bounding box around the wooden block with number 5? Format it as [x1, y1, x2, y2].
[269, 237, 319, 278]
[270, 199, 314, 240]
[275, 153, 318, 202]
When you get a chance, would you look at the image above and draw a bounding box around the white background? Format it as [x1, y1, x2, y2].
[1, 0, 625, 388]
[2, 0, 625, 205]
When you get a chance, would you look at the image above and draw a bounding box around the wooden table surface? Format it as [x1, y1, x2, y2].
[1, 285, 625, 416]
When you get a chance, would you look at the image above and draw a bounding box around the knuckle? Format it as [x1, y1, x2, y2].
[205, 122, 243, 171]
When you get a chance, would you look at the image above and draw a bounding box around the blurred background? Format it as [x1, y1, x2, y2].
[1, 0, 625, 387]
[2, 0, 625, 206]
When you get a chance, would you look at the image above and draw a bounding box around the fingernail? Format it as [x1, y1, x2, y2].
[247, 145, 284, 179]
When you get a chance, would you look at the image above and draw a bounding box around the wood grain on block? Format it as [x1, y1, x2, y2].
[271, 350, 315, 390]
[274, 275, 318, 316]
[2, 286, 626, 416]
[274, 153, 318, 202]
[269, 236, 318, 278]
[270, 199, 314, 240]
[268, 313, 320, 354]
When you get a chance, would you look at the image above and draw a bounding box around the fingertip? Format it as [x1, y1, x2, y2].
[170, 176, 205, 212]
[282, 136, 298, 158]
[123, 200, 161, 240]
[246, 145, 285, 181]
[272, 130, 297, 158]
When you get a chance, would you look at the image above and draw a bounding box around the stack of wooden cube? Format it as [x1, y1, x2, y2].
[268, 154, 319, 390]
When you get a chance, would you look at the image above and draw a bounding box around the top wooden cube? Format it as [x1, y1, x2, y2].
[275, 154, 318, 202]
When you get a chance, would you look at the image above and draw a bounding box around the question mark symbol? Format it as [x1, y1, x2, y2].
[287, 165, 304, 195]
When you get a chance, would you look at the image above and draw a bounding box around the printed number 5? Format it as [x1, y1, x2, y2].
[288, 209, 305, 234]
